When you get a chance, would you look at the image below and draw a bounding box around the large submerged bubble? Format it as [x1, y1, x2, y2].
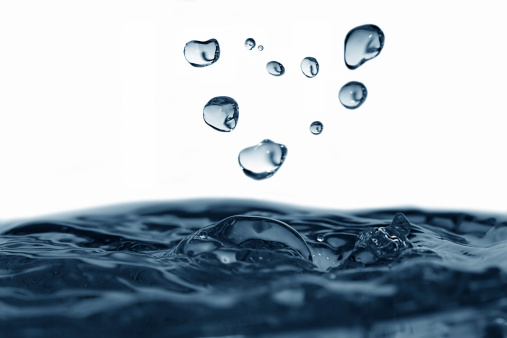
[245, 38, 256, 50]
[344, 24, 384, 70]
[339, 81, 367, 109]
[203, 96, 239, 132]
[300, 57, 319, 78]
[266, 61, 285, 76]
[183, 39, 220, 67]
[238, 139, 287, 180]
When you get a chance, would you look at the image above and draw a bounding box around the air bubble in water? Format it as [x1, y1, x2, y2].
[183, 39, 220, 67]
[266, 61, 285, 76]
[203, 96, 239, 132]
[317, 234, 325, 242]
[310, 121, 323, 135]
[301, 57, 319, 78]
[245, 38, 256, 50]
[344, 24, 384, 70]
[238, 139, 287, 180]
[258, 45, 264, 51]
[339, 81, 367, 109]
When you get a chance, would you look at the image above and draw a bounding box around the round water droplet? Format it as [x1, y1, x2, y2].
[310, 121, 323, 135]
[238, 139, 287, 180]
[300, 57, 319, 78]
[266, 61, 285, 76]
[258, 45, 264, 51]
[203, 96, 239, 132]
[199, 231, 208, 239]
[339, 81, 367, 109]
[183, 39, 220, 67]
[245, 38, 256, 50]
[317, 234, 325, 242]
[344, 24, 384, 70]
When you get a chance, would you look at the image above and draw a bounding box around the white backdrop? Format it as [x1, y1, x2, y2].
[1, 0, 506, 219]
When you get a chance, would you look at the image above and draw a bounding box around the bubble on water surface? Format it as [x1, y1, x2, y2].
[344, 24, 384, 70]
[258, 45, 264, 51]
[339, 81, 367, 109]
[245, 38, 256, 50]
[310, 121, 323, 135]
[238, 139, 287, 180]
[203, 96, 239, 132]
[266, 61, 285, 76]
[301, 57, 319, 78]
[183, 39, 220, 67]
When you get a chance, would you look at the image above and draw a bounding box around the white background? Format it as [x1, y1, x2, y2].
[0, 0, 506, 219]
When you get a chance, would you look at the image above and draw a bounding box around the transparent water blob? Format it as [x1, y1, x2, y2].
[344, 24, 384, 70]
[238, 139, 287, 180]
[339, 81, 367, 109]
[300, 57, 319, 78]
[203, 96, 239, 132]
[245, 38, 256, 50]
[183, 39, 220, 67]
[266, 61, 285, 76]
[310, 121, 323, 135]
[258, 45, 264, 51]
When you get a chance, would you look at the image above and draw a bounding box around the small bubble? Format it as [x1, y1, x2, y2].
[203, 96, 239, 132]
[310, 121, 323, 135]
[199, 231, 208, 239]
[238, 139, 287, 180]
[344, 24, 384, 70]
[258, 45, 264, 51]
[266, 61, 285, 76]
[300, 57, 319, 78]
[339, 81, 367, 109]
[317, 234, 325, 242]
[183, 39, 220, 67]
[245, 38, 256, 50]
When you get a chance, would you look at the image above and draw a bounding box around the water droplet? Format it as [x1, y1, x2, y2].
[199, 231, 208, 239]
[258, 45, 264, 51]
[203, 96, 239, 132]
[339, 81, 367, 109]
[245, 38, 256, 50]
[238, 139, 287, 180]
[344, 24, 384, 70]
[266, 61, 284, 76]
[310, 121, 323, 135]
[300, 57, 319, 78]
[316, 234, 325, 242]
[183, 39, 220, 67]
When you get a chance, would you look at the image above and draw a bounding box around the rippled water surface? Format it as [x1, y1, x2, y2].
[1, 200, 507, 337]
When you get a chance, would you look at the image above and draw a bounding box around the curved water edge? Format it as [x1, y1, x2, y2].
[0, 199, 506, 337]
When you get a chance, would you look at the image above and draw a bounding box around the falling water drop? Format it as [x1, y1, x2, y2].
[245, 38, 256, 50]
[344, 24, 384, 70]
[310, 121, 323, 135]
[266, 61, 285, 76]
[238, 139, 288, 180]
[183, 39, 220, 67]
[339, 81, 367, 109]
[258, 45, 264, 51]
[203, 96, 239, 132]
[301, 57, 319, 78]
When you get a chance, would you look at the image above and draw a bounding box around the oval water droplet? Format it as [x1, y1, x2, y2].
[266, 61, 284, 76]
[344, 24, 384, 70]
[183, 39, 220, 67]
[317, 234, 325, 242]
[238, 139, 287, 180]
[245, 38, 256, 50]
[301, 57, 319, 78]
[339, 81, 367, 109]
[310, 121, 323, 135]
[258, 45, 264, 51]
[203, 96, 239, 132]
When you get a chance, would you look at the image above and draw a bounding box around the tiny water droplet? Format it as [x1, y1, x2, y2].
[238, 139, 287, 180]
[199, 231, 208, 239]
[300, 57, 319, 78]
[344, 24, 384, 70]
[266, 61, 285, 76]
[245, 38, 256, 50]
[258, 45, 264, 51]
[310, 121, 323, 135]
[183, 39, 220, 67]
[339, 81, 367, 109]
[317, 234, 324, 242]
[203, 96, 239, 132]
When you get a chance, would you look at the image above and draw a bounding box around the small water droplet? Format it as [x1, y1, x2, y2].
[245, 38, 256, 50]
[203, 96, 239, 132]
[266, 61, 284, 76]
[258, 45, 264, 51]
[183, 39, 220, 67]
[199, 231, 208, 239]
[339, 81, 367, 109]
[316, 234, 324, 242]
[300, 57, 319, 78]
[310, 121, 323, 135]
[344, 24, 384, 70]
[238, 139, 287, 180]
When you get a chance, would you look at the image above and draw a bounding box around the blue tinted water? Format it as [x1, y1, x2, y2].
[1, 199, 506, 337]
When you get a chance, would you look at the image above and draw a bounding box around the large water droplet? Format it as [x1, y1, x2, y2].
[238, 139, 287, 180]
[344, 24, 384, 70]
[258, 45, 264, 51]
[266, 61, 285, 76]
[183, 39, 220, 67]
[339, 81, 367, 109]
[245, 38, 256, 50]
[300, 57, 319, 78]
[310, 121, 323, 135]
[203, 96, 239, 132]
